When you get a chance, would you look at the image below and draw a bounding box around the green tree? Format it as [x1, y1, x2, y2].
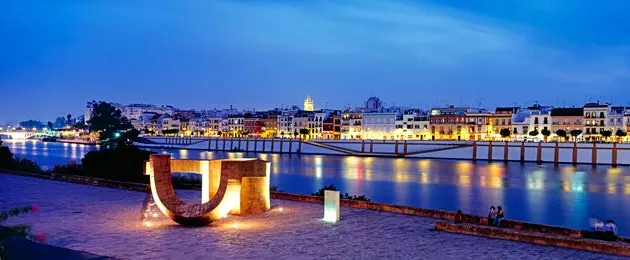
[528, 130, 539, 137]
[217, 131, 222, 137]
[280, 131, 285, 138]
[540, 128, 551, 142]
[88, 102, 133, 142]
[601, 130, 613, 141]
[19, 120, 46, 130]
[499, 128, 511, 140]
[616, 129, 627, 142]
[555, 129, 568, 141]
[570, 129, 582, 142]
[299, 128, 310, 139]
[293, 130, 299, 138]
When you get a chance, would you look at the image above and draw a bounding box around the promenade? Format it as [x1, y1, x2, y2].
[0, 174, 624, 259]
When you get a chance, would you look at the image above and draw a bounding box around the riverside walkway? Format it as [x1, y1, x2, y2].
[0, 174, 625, 259]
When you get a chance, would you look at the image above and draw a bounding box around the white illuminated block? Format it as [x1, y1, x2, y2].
[323, 190, 340, 223]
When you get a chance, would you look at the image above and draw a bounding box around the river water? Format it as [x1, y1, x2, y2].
[5, 140, 630, 235]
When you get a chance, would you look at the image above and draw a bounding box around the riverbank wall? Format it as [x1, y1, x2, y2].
[135, 137, 630, 166]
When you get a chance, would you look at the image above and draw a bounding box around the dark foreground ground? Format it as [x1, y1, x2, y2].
[0, 174, 625, 260]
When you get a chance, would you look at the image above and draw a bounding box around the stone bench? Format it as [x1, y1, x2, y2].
[435, 221, 630, 257]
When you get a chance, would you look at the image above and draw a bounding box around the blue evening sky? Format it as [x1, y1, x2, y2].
[1, 0, 629, 122]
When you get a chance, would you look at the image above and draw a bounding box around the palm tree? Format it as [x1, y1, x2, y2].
[280, 131, 285, 138]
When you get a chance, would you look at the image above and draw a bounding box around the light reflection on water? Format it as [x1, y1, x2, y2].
[5, 141, 630, 235]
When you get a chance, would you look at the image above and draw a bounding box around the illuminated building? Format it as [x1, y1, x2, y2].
[527, 104, 553, 141]
[429, 106, 473, 141]
[362, 112, 396, 140]
[322, 111, 342, 140]
[583, 102, 611, 142]
[304, 94, 314, 111]
[550, 108, 584, 141]
[492, 107, 518, 140]
[394, 109, 430, 140]
[341, 111, 362, 140]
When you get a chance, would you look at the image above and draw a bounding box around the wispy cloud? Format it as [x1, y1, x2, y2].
[209, 0, 630, 83]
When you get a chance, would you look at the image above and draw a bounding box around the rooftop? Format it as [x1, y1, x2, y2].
[550, 108, 584, 117]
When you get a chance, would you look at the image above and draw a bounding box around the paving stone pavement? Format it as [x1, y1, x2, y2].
[0, 174, 626, 260]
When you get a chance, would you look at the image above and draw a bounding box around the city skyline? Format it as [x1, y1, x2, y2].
[2, 0, 630, 122]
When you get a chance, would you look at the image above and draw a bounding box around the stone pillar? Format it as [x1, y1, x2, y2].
[323, 190, 340, 223]
[472, 142, 477, 162]
[289, 139, 293, 154]
[262, 139, 266, 152]
[246, 137, 250, 152]
[280, 138, 284, 153]
[271, 138, 275, 152]
[361, 140, 365, 153]
[488, 141, 493, 161]
[238, 138, 242, 150]
[592, 143, 597, 166]
[222, 138, 226, 151]
[553, 142, 559, 164]
[503, 141, 509, 162]
[241, 176, 270, 215]
[612, 142, 618, 167]
[394, 140, 399, 155]
[537, 142, 542, 163]
[298, 139, 302, 153]
[215, 138, 219, 150]
[520, 142, 525, 163]
[254, 138, 258, 152]
[230, 137, 234, 150]
[369, 140, 374, 153]
[572, 142, 578, 165]
[404, 141, 408, 154]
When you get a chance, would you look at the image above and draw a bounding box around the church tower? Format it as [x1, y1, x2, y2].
[303, 94, 314, 111]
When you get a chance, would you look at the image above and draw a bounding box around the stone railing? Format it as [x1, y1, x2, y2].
[435, 222, 630, 257]
[0, 169, 148, 192]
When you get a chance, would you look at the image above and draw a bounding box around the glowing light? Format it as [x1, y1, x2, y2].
[143, 221, 153, 227]
[232, 223, 239, 228]
[323, 190, 340, 223]
[152, 213, 159, 218]
[278, 207, 284, 212]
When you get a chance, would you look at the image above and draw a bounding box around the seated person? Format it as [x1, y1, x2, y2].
[495, 206, 505, 227]
[454, 210, 463, 224]
[487, 206, 496, 226]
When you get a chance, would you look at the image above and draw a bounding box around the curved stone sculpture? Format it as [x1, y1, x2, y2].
[146, 154, 270, 226]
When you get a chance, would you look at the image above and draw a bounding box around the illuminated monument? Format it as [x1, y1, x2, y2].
[145, 154, 270, 226]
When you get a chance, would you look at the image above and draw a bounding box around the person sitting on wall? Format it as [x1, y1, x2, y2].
[594, 219, 604, 231]
[603, 219, 619, 241]
[494, 206, 505, 227]
[454, 210, 463, 224]
[488, 206, 496, 226]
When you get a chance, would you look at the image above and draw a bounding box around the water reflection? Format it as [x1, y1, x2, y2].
[6, 141, 630, 235]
